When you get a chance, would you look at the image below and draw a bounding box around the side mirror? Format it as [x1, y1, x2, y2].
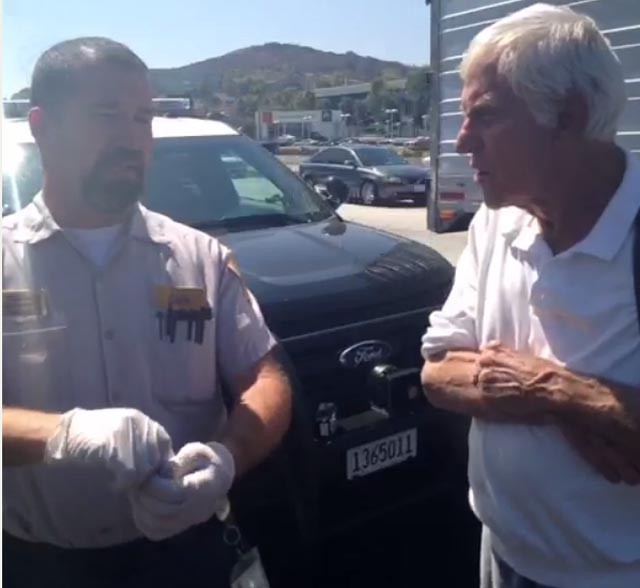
[324, 178, 349, 208]
[343, 160, 357, 168]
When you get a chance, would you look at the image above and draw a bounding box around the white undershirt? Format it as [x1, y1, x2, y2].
[65, 224, 123, 268]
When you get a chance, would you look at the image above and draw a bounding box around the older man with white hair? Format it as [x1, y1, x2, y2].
[421, 3, 640, 588]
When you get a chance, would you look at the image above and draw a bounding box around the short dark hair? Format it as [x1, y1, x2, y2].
[30, 37, 148, 112]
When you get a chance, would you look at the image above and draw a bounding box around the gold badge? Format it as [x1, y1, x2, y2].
[154, 286, 207, 311]
[3, 289, 49, 318]
[153, 286, 212, 344]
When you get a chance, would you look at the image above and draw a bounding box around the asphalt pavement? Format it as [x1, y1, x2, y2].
[337, 202, 468, 266]
[278, 155, 468, 266]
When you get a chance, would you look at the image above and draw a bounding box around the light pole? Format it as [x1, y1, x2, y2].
[384, 108, 398, 138]
[421, 113, 429, 134]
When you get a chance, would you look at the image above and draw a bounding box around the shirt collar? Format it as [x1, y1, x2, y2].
[128, 204, 172, 244]
[569, 150, 640, 260]
[10, 192, 62, 244]
[506, 213, 541, 253]
[501, 150, 640, 260]
[10, 194, 171, 246]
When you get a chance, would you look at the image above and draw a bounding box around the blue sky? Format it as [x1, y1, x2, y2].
[2, 0, 431, 97]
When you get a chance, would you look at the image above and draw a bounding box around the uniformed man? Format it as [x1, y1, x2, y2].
[2, 37, 292, 588]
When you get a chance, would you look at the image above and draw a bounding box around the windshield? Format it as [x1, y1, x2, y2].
[354, 147, 408, 167]
[2, 134, 334, 229]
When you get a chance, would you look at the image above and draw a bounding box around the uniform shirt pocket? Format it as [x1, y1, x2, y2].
[148, 313, 225, 449]
[3, 324, 74, 412]
[149, 311, 218, 405]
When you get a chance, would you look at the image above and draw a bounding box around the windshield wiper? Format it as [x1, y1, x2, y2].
[192, 213, 314, 231]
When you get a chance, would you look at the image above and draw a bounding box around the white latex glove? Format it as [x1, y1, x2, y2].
[129, 441, 235, 541]
[44, 408, 174, 489]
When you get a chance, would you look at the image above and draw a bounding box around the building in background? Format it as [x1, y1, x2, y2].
[312, 79, 408, 107]
[2, 99, 30, 119]
[255, 109, 347, 141]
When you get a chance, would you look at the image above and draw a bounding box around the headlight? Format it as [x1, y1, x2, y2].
[384, 176, 404, 184]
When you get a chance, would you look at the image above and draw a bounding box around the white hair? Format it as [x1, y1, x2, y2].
[460, 2, 627, 140]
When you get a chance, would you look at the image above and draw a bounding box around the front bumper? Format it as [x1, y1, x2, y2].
[380, 182, 429, 200]
[232, 364, 472, 585]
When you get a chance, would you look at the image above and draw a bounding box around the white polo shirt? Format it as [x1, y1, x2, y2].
[2, 195, 277, 548]
[422, 152, 640, 588]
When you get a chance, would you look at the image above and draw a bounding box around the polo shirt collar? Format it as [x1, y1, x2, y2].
[501, 150, 640, 260]
[569, 150, 640, 260]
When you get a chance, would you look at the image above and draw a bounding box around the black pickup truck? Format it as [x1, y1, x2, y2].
[3, 117, 478, 587]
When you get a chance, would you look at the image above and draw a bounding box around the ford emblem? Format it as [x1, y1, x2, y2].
[339, 340, 393, 368]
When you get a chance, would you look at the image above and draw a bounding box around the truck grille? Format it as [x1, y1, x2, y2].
[281, 307, 431, 417]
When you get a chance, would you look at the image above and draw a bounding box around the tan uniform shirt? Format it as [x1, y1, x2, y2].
[2, 194, 276, 548]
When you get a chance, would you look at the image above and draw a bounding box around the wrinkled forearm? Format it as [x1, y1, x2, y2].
[422, 350, 482, 414]
[222, 354, 292, 477]
[2, 407, 61, 466]
[421, 350, 518, 421]
[542, 370, 640, 457]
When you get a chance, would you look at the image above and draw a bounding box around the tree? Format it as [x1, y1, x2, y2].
[196, 80, 214, 100]
[11, 88, 30, 100]
[220, 72, 240, 96]
[406, 68, 431, 100]
[370, 78, 385, 96]
[406, 68, 432, 128]
[366, 78, 386, 121]
[339, 96, 355, 115]
[315, 77, 334, 89]
[273, 89, 297, 110]
[354, 99, 370, 126]
[296, 91, 316, 110]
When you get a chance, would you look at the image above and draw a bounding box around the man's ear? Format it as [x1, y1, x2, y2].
[556, 92, 589, 136]
[28, 106, 47, 142]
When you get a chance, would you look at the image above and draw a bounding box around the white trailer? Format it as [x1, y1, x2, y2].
[428, 0, 640, 232]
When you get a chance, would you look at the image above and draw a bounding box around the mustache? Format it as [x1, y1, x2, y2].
[94, 148, 145, 172]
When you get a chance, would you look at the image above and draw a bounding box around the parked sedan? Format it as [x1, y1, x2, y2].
[299, 145, 430, 205]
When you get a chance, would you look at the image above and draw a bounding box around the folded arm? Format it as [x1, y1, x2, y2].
[421, 344, 640, 484]
[2, 407, 61, 466]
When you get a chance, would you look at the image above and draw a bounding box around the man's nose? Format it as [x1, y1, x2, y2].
[111, 114, 148, 148]
[456, 119, 481, 155]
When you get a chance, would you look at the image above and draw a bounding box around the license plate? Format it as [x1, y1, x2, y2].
[412, 184, 426, 192]
[346, 429, 418, 480]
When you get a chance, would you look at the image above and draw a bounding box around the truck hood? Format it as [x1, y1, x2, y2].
[214, 218, 453, 339]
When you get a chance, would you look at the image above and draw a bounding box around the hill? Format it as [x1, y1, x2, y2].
[10, 44, 429, 134]
[149, 42, 420, 98]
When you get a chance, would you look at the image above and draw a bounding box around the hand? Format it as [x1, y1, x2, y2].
[477, 342, 560, 390]
[44, 408, 174, 489]
[562, 426, 640, 486]
[474, 343, 561, 420]
[130, 442, 235, 541]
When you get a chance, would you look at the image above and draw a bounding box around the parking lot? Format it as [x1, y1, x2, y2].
[338, 202, 467, 266]
[278, 155, 469, 266]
